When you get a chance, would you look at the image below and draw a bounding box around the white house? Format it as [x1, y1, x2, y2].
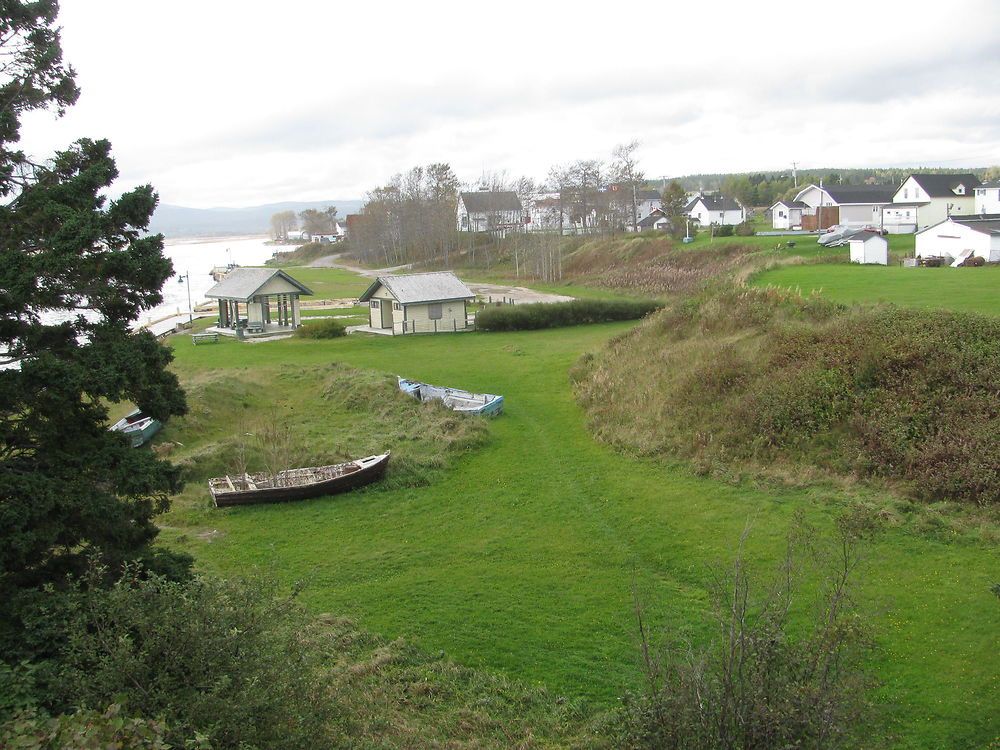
[914, 216, 1000, 263]
[848, 232, 889, 265]
[635, 189, 662, 219]
[637, 208, 672, 231]
[792, 184, 895, 231]
[769, 200, 808, 229]
[358, 271, 475, 335]
[686, 194, 745, 226]
[883, 174, 981, 233]
[458, 191, 525, 234]
[974, 181, 1000, 214]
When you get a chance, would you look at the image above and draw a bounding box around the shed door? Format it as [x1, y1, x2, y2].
[380, 300, 393, 328]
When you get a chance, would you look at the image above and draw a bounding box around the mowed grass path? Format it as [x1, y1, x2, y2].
[752, 262, 1000, 316]
[165, 326, 999, 749]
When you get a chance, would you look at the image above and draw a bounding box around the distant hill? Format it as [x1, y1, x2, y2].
[148, 200, 363, 238]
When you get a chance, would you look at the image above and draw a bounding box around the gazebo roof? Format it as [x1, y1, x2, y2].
[205, 268, 313, 302]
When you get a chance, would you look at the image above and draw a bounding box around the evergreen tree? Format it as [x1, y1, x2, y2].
[0, 0, 189, 642]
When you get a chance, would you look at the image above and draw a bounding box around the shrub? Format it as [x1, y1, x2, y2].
[713, 224, 734, 237]
[0, 705, 179, 749]
[476, 299, 661, 332]
[295, 318, 346, 338]
[734, 221, 755, 236]
[46, 567, 341, 749]
[618, 511, 882, 750]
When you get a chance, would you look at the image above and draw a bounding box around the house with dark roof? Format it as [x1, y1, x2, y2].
[458, 191, 525, 234]
[205, 268, 313, 338]
[637, 208, 672, 231]
[884, 174, 982, 233]
[914, 214, 1000, 264]
[769, 199, 809, 229]
[358, 272, 475, 335]
[685, 194, 745, 226]
[792, 183, 895, 231]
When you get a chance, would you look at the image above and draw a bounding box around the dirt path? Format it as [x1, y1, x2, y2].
[309, 254, 574, 304]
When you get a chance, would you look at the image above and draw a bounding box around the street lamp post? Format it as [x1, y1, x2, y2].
[177, 271, 193, 326]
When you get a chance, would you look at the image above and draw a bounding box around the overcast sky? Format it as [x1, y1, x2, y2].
[17, 0, 1000, 208]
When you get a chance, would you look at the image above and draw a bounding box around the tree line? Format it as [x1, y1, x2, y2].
[270, 205, 340, 240]
[341, 141, 697, 278]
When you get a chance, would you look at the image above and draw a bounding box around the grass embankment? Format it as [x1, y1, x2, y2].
[477, 230, 915, 299]
[573, 286, 1000, 515]
[159, 325, 1000, 749]
[752, 262, 1000, 317]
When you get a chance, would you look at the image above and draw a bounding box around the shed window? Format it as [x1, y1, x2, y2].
[370, 301, 379, 308]
[428, 303, 442, 320]
[393, 302, 402, 311]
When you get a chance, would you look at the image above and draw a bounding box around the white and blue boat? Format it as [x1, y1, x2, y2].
[398, 377, 504, 416]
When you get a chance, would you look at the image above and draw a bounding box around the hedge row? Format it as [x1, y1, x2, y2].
[476, 299, 661, 332]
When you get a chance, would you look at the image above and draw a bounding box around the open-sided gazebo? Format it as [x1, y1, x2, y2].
[205, 268, 313, 338]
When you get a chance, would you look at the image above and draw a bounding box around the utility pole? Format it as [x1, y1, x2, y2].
[792, 161, 798, 187]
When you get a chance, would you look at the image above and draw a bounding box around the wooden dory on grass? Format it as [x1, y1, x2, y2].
[208, 452, 390, 507]
[397, 377, 504, 416]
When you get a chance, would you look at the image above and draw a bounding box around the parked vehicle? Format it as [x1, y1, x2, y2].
[818, 227, 866, 247]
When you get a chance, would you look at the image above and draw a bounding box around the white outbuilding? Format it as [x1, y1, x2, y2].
[914, 216, 1000, 264]
[848, 232, 889, 265]
[358, 271, 475, 335]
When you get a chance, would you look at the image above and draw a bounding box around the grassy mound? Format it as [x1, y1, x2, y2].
[573, 284, 1000, 507]
[267, 241, 334, 266]
[157, 363, 489, 505]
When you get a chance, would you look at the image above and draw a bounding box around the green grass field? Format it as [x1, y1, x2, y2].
[159, 323, 999, 749]
[751, 263, 1000, 317]
[283, 265, 372, 300]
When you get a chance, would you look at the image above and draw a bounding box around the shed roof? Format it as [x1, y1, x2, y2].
[358, 271, 475, 304]
[848, 231, 888, 242]
[917, 214, 1000, 236]
[205, 268, 313, 302]
[460, 191, 522, 212]
[771, 199, 808, 209]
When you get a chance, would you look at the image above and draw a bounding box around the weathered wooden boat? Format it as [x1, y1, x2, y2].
[208, 451, 390, 507]
[397, 377, 504, 416]
[109, 409, 163, 448]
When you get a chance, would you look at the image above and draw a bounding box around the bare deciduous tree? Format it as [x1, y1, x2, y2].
[611, 140, 644, 233]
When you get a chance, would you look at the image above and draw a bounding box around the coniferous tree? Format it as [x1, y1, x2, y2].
[0, 0, 189, 642]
